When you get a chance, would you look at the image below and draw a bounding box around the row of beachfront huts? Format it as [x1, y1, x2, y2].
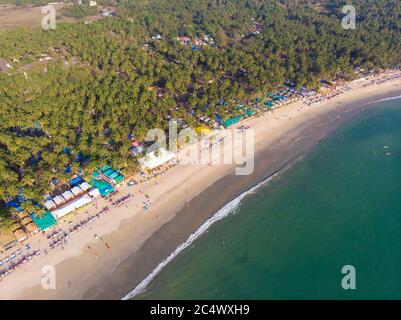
[4, 165, 125, 244]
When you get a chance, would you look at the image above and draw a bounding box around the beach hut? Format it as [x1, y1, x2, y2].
[113, 175, 124, 185]
[104, 169, 116, 177]
[44, 199, 57, 210]
[92, 171, 101, 179]
[69, 176, 84, 187]
[79, 182, 91, 192]
[13, 228, 27, 242]
[108, 171, 120, 179]
[25, 221, 39, 235]
[17, 212, 29, 221]
[11, 223, 27, 242]
[21, 216, 33, 226]
[71, 186, 83, 196]
[52, 195, 66, 206]
[89, 179, 114, 197]
[101, 165, 112, 173]
[62, 190, 74, 201]
[222, 115, 243, 127]
[88, 187, 101, 198]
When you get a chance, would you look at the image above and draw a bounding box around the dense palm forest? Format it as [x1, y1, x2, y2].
[0, 0, 400, 220]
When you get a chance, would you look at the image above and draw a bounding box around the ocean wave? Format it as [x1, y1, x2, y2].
[370, 94, 401, 104]
[121, 171, 281, 300]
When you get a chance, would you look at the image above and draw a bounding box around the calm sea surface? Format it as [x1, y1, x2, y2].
[136, 99, 401, 299]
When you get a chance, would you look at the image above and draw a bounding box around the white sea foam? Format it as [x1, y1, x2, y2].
[122, 171, 281, 300]
[370, 94, 401, 104]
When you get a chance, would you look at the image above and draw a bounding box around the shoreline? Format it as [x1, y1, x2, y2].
[101, 87, 401, 300]
[1, 77, 401, 299]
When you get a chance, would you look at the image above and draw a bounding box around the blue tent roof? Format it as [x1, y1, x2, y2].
[70, 176, 84, 187]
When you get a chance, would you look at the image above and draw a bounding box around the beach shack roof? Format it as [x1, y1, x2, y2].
[51, 194, 93, 220]
[79, 182, 91, 191]
[53, 195, 66, 206]
[222, 114, 243, 127]
[12, 227, 27, 242]
[32, 211, 56, 231]
[92, 171, 101, 179]
[113, 175, 124, 184]
[17, 212, 29, 220]
[71, 186, 84, 196]
[89, 179, 114, 197]
[139, 148, 176, 170]
[62, 190, 74, 201]
[101, 165, 112, 172]
[44, 199, 57, 210]
[108, 171, 119, 179]
[69, 176, 84, 187]
[88, 187, 101, 198]
[25, 221, 39, 234]
[21, 216, 33, 226]
[104, 169, 115, 177]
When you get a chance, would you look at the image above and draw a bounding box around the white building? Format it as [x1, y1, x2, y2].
[139, 148, 176, 170]
[51, 194, 93, 220]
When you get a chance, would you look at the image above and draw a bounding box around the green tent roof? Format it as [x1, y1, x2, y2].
[113, 175, 124, 184]
[222, 115, 243, 127]
[32, 211, 57, 231]
[92, 171, 101, 178]
[101, 165, 111, 172]
[108, 172, 119, 179]
[104, 169, 115, 177]
[89, 179, 114, 197]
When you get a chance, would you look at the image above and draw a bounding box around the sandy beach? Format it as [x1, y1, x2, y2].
[1, 75, 400, 300]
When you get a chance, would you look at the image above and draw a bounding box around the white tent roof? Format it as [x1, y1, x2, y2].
[88, 187, 101, 198]
[51, 194, 93, 220]
[62, 190, 74, 201]
[71, 186, 83, 196]
[44, 199, 56, 210]
[139, 148, 176, 170]
[79, 182, 91, 191]
[53, 195, 66, 205]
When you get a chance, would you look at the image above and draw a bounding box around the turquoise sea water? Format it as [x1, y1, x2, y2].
[136, 98, 401, 299]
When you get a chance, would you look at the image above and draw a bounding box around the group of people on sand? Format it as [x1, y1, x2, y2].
[112, 193, 132, 207]
[139, 163, 176, 184]
[0, 249, 41, 280]
[45, 206, 111, 252]
[367, 71, 401, 87]
[48, 229, 69, 249]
